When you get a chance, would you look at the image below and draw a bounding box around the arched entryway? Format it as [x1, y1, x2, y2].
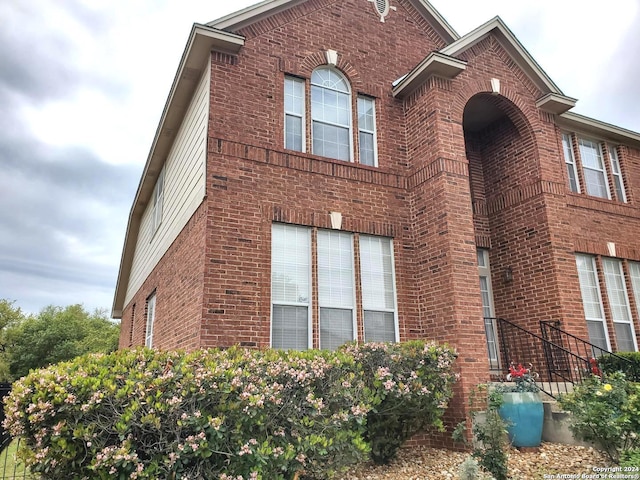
[462, 93, 540, 371]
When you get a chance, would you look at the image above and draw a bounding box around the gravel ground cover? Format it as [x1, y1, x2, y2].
[340, 443, 613, 479]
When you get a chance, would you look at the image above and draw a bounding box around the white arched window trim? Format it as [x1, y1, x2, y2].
[310, 67, 354, 162]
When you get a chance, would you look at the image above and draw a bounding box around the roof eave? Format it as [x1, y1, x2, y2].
[536, 93, 577, 115]
[111, 25, 245, 319]
[209, 0, 459, 43]
[441, 16, 563, 96]
[558, 112, 640, 148]
[393, 52, 467, 98]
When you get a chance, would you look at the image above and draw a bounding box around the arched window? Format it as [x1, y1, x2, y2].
[311, 67, 352, 161]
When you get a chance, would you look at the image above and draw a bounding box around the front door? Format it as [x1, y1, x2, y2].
[477, 249, 499, 369]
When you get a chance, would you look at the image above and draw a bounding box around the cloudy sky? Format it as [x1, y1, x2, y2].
[1, 0, 638, 316]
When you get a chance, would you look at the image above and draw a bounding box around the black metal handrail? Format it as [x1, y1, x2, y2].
[485, 317, 627, 398]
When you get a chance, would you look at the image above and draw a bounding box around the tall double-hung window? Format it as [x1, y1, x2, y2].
[602, 258, 637, 351]
[284, 68, 378, 166]
[271, 225, 311, 350]
[608, 145, 627, 202]
[575, 254, 610, 351]
[578, 138, 610, 199]
[270, 224, 397, 350]
[311, 68, 352, 161]
[562, 133, 580, 193]
[284, 77, 305, 152]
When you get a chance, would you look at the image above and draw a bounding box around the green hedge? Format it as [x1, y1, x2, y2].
[3, 341, 457, 480]
[597, 352, 640, 382]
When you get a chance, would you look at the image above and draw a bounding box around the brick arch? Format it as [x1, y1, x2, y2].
[298, 51, 364, 92]
[454, 79, 539, 159]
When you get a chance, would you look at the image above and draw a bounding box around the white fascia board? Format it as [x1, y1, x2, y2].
[440, 17, 563, 96]
[408, 0, 459, 42]
[112, 25, 245, 318]
[392, 52, 467, 98]
[536, 93, 577, 115]
[208, 0, 306, 30]
[558, 112, 640, 148]
[209, 0, 459, 43]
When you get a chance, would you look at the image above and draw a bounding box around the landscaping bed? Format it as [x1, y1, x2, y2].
[341, 443, 612, 479]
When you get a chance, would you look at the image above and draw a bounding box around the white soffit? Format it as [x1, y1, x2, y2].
[536, 93, 577, 115]
[558, 112, 640, 148]
[392, 52, 467, 98]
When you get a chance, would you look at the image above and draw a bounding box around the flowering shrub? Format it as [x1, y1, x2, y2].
[3, 341, 457, 479]
[342, 341, 458, 465]
[558, 372, 640, 463]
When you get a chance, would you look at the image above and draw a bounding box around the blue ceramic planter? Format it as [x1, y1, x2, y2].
[498, 392, 543, 447]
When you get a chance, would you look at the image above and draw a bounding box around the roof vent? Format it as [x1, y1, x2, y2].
[369, 0, 396, 22]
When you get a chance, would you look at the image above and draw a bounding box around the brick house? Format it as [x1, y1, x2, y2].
[113, 0, 640, 439]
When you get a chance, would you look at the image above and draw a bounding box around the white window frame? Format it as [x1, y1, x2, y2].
[284, 76, 306, 153]
[151, 167, 165, 236]
[270, 225, 399, 350]
[578, 138, 611, 199]
[477, 249, 499, 365]
[310, 67, 353, 162]
[607, 145, 627, 203]
[357, 95, 378, 167]
[317, 230, 357, 349]
[562, 132, 580, 193]
[630, 262, 640, 321]
[270, 224, 312, 350]
[602, 258, 638, 351]
[360, 236, 399, 343]
[145, 293, 156, 348]
[575, 254, 612, 352]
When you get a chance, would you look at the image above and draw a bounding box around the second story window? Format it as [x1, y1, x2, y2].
[358, 96, 378, 167]
[151, 167, 165, 235]
[311, 67, 352, 161]
[284, 76, 305, 152]
[561, 133, 627, 203]
[283, 67, 379, 166]
[578, 138, 610, 199]
[562, 133, 580, 193]
[608, 145, 627, 202]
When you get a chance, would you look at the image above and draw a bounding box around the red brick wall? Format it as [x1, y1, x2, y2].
[119, 203, 206, 350]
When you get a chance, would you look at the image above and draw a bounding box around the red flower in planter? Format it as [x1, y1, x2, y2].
[589, 357, 601, 377]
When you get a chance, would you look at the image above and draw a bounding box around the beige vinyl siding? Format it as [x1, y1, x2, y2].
[125, 67, 209, 304]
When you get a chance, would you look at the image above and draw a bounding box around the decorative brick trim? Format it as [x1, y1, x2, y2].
[475, 235, 492, 248]
[270, 206, 397, 237]
[210, 137, 405, 188]
[573, 240, 640, 262]
[407, 157, 469, 189]
[211, 52, 238, 65]
[486, 180, 564, 214]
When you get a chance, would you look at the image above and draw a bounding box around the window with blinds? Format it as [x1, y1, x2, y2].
[271, 224, 398, 350]
[271, 224, 311, 350]
[318, 230, 356, 349]
[360, 235, 397, 342]
[575, 254, 610, 351]
[602, 258, 637, 351]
